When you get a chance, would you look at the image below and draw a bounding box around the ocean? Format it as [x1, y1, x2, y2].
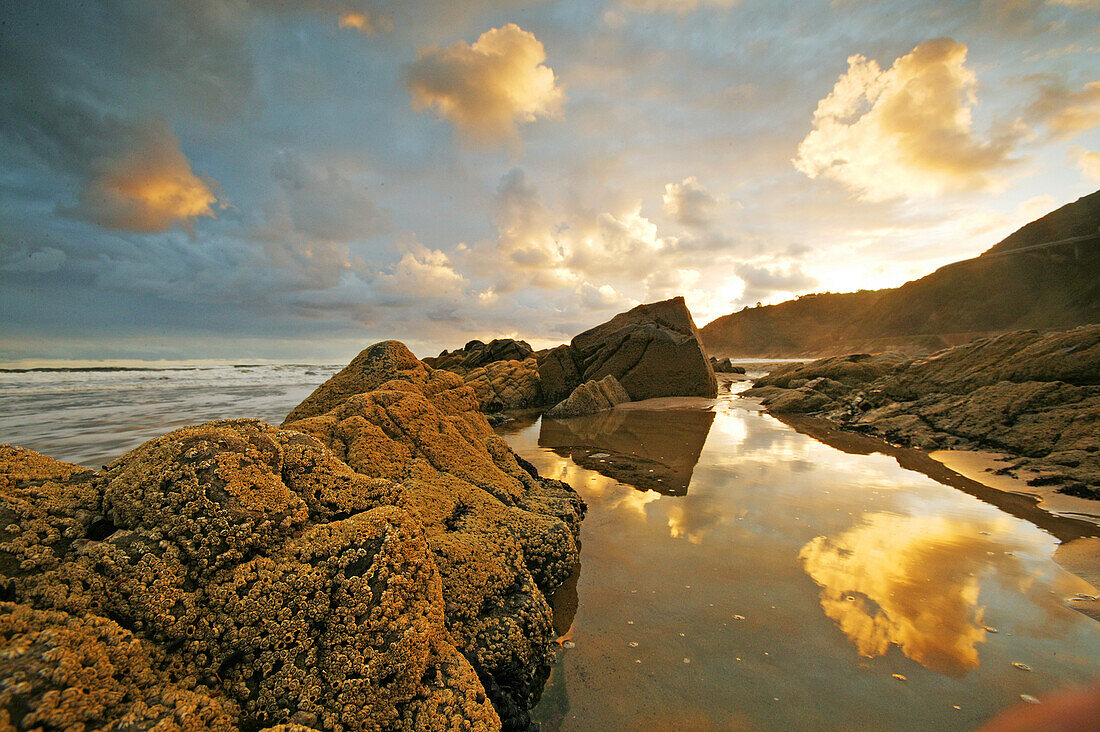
[0, 363, 339, 467]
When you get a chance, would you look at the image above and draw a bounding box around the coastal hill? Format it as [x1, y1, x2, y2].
[700, 189, 1100, 358]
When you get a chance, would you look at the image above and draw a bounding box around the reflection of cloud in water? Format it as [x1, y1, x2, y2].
[667, 494, 729, 544]
[799, 513, 1033, 677]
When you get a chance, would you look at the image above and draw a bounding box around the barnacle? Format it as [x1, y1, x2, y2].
[1, 340, 583, 731]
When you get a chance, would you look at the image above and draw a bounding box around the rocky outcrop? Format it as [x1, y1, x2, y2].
[430, 298, 717, 413]
[462, 358, 544, 412]
[421, 340, 543, 413]
[567, 296, 717, 401]
[709, 357, 745, 374]
[281, 342, 584, 730]
[1, 341, 586, 732]
[425, 339, 535, 373]
[744, 327, 1100, 496]
[546, 376, 630, 418]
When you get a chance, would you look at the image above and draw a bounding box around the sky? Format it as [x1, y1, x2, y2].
[2, 0, 1099, 364]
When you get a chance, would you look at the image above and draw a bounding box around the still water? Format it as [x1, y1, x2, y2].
[498, 378, 1100, 731]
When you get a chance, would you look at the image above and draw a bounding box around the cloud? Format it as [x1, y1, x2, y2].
[405, 24, 564, 143]
[620, 0, 741, 13]
[1024, 75, 1100, 138]
[663, 177, 719, 228]
[794, 39, 1020, 201]
[75, 120, 218, 232]
[734, 261, 817, 303]
[1072, 146, 1100, 181]
[267, 150, 389, 242]
[579, 282, 635, 309]
[377, 243, 468, 298]
[337, 10, 393, 34]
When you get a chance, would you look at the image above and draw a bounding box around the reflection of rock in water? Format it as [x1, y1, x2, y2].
[799, 513, 1030, 677]
[552, 555, 582, 639]
[538, 406, 716, 495]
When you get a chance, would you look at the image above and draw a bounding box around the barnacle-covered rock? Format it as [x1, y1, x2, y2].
[2, 339, 583, 732]
[284, 341, 585, 731]
[0, 601, 238, 731]
[1, 424, 500, 731]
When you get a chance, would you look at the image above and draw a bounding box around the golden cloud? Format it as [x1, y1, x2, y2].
[1026, 77, 1100, 138]
[405, 23, 564, 143]
[80, 121, 217, 232]
[337, 10, 391, 35]
[1072, 146, 1100, 181]
[794, 39, 1019, 200]
[663, 176, 718, 228]
[799, 513, 1026, 677]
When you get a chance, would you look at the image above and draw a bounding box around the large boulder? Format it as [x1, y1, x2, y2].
[0, 430, 498, 731]
[568, 296, 718, 401]
[536, 345, 583, 407]
[546, 376, 631, 418]
[282, 341, 584, 730]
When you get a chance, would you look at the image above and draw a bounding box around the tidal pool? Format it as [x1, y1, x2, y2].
[497, 378, 1100, 731]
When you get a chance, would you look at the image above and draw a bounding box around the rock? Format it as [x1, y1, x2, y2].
[284, 340, 426, 423]
[568, 296, 717, 401]
[547, 376, 631, 418]
[428, 297, 716, 415]
[425, 339, 535, 374]
[745, 326, 1100, 495]
[1, 340, 586, 731]
[1, 429, 499, 731]
[283, 342, 584, 730]
[709, 357, 746, 374]
[537, 344, 583, 406]
[462, 357, 544, 412]
[0, 602, 239, 730]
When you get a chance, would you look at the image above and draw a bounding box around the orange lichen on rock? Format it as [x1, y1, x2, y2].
[283, 341, 584, 730]
[0, 602, 239, 731]
[1, 341, 583, 731]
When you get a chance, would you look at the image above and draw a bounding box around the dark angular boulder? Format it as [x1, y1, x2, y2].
[546, 375, 631, 418]
[569, 296, 718, 401]
[536, 344, 584, 406]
